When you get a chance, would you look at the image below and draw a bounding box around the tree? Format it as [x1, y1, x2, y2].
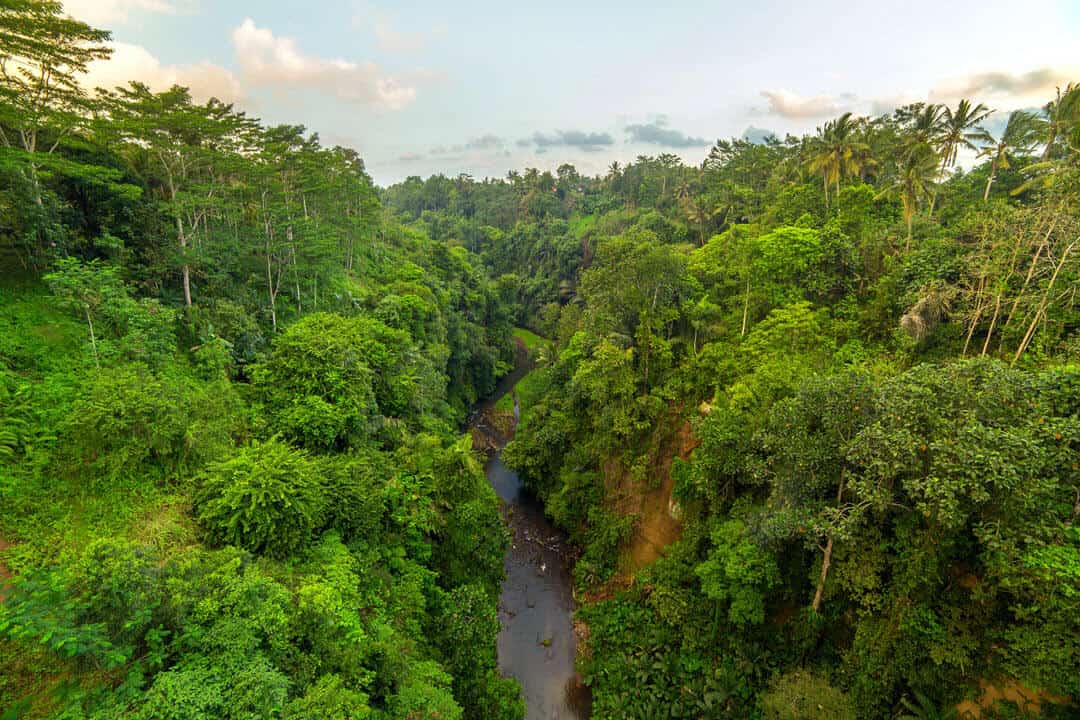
[877, 142, 938, 248]
[938, 99, 992, 169]
[695, 518, 780, 626]
[104, 83, 255, 307]
[44, 256, 123, 366]
[251, 312, 379, 450]
[195, 437, 325, 558]
[974, 109, 1040, 201]
[1039, 82, 1080, 160]
[0, 1, 130, 265]
[761, 670, 857, 720]
[0, 0, 111, 195]
[805, 112, 869, 208]
[931, 100, 992, 212]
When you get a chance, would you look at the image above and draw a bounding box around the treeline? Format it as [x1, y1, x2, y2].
[0, 3, 521, 719]
[385, 90, 1080, 716]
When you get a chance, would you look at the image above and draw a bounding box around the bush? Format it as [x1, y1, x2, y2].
[251, 313, 378, 450]
[761, 669, 857, 720]
[318, 453, 389, 542]
[196, 438, 325, 557]
[61, 364, 243, 483]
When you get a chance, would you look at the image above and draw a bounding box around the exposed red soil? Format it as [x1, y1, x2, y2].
[955, 679, 1073, 718]
[606, 413, 699, 576]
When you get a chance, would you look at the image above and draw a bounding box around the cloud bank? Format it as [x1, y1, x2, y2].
[232, 18, 416, 110]
[84, 42, 246, 104]
[929, 67, 1075, 103]
[760, 90, 856, 118]
[625, 117, 707, 148]
[523, 130, 615, 152]
[63, 0, 176, 25]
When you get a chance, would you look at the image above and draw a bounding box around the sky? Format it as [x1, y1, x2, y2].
[68, 0, 1080, 186]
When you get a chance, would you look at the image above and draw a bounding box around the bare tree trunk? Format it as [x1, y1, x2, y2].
[1012, 241, 1075, 364]
[267, 248, 277, 333]
[981, 293, 1003, 356]
[1002, 218, 1056, 338]
[983, 159, 997, 202]
[962, 277, 987, 356]
[812, 536, 834, 614]
[812, 476, 845, 614]
[165, 171, 192, 307]
[177, 214, 192, 307]
[741, 278, 751, 337]
[84, 305, 99, 369]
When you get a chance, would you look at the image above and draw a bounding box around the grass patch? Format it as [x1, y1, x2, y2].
[514, 369, 548, 429]
[513, 327, 546, 352]
[494, 392, 515, 413]
[567, 212, 597, 239]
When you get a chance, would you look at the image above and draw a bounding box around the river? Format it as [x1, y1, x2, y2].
[470, 346, 590, 720]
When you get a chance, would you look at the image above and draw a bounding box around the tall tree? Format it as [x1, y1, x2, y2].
[805, 112, 869, 208]
[1039, 82, 1080, 160]
[877, 142, 938, 249]
[974, 109, 1040, 201]
[103, 83, 254, 306]
[938, 99, 993, 169]
[930, 99, 992, 213]
[0, 0, 112, 263]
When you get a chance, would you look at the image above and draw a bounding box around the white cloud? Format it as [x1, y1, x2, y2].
[929, 67, 1078, 105]
[83, 42, 245, 105]
[63, 0, 177, 25]
[232, 18, 416, 110]
[760, 90, 855, 119]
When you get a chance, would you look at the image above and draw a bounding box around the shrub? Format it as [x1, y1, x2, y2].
[761, 669, 857, 720]
[196, 438, 325, 557]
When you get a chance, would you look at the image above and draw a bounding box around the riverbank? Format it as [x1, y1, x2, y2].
[470, 335, 590, 720]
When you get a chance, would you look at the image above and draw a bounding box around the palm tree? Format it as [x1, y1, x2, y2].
[1039, 83, 1080, 160]
[877, 142, 938, 249]
[805, 112, 870, 208]
[928, 100, 992, 213]
[939, 99, 993, 169]
[974, 110, 1040, 201]
[900, 103, 945, 146]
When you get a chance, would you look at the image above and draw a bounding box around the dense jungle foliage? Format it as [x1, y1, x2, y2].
[0, 3, 520, 718]
[1, 1, 1078, 719]
[384, 85, 1080, 718]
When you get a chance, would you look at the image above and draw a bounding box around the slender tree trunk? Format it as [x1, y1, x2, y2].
[962, 277, 987, 356]
[741, 278, 751, 336]
[267, 248, 277, 333]
[812, 537, 834, 614]
[981, 293, 1003, 356]
[812, 475, 845, 614]
[1002, 217, 1056, 336]
[177, 214, 192, 307]
[84, 305, 99, 369]
[1012, 241, 1075, 364]
[165, 172, 193, 307]
[1042, 128, 1056, 161]
[929, 154, 948, 215]
[983, 158, 997, 202]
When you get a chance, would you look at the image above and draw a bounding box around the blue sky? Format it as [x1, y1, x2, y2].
[71, 0, 1079, 185]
